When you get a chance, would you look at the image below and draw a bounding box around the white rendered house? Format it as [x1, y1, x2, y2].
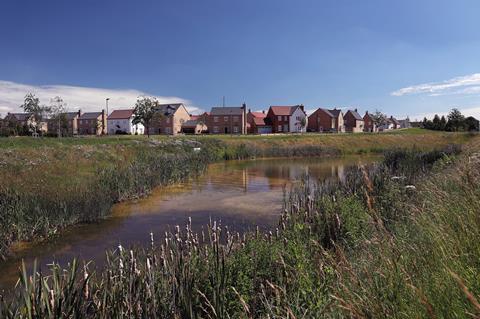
[107, 109, 144, 135]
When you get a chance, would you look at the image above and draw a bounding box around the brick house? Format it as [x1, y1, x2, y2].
[149, 103, 191, 135]
[344, 109, 364, 133]
[266, 105, 307, 133]
[181, 113, 208, 134]
[48, 111, 82, 136]
[363, 111, 377, 132]
[308, 108, 339, 133]
[206, 105, 247, 134]
[3, 113, 40, 135]
[247, 110, 271, 134]
[78, 110, 107, 135]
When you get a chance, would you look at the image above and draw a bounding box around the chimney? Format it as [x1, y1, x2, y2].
[299, 104, 304, 112]
[248, 108, 251, 113]
[77, 110, 81, 118]
[354, 108, 358, 112]
[262, 110, 265, 114]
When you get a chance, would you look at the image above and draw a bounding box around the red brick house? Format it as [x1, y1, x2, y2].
[266, 105, 307, 133]
[78, 110, 107, 135]
[308, 108, 345, 133]
[247, 110, 271, 134]
[206, 105, 247, 134]
[48, 110, 82, 136]
[363, 111, 377, 132]
[344, 109, 364, 133]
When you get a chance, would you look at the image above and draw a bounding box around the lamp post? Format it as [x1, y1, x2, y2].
[106, 98, 110, 116]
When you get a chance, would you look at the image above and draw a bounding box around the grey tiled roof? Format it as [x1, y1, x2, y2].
[79, 112, 102, 120]
[154, 103, 185, 116]
[346, 110, 363, 120]
[210, 107, 244, 116]
[328, 109, 342, 118]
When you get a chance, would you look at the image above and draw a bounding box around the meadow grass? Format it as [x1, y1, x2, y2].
[1, 139, 478, 318]
[0, 130, 474, 258]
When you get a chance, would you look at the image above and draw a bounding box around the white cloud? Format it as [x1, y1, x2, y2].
[0, 80, 201, 116]
[392, 73, 480, 97]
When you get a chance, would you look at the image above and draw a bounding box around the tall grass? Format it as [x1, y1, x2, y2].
[2, 142, 478, 318]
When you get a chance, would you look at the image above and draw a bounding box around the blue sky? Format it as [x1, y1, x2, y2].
[1, 0, 480, 119]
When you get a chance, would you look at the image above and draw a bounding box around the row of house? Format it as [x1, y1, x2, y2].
[0, 103, 407, 136]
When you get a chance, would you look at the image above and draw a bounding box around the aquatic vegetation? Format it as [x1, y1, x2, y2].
[2, 142, 478, 318]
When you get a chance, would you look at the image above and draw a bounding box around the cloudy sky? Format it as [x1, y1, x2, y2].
[1, 0, 480, 120]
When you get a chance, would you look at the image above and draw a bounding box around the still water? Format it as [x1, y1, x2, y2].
[0, 156, 377, 292]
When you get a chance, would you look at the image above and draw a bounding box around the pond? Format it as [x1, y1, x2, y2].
[0, 155, 378, 292]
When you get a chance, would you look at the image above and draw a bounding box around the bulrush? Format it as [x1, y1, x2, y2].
[2, 144, 478, 318]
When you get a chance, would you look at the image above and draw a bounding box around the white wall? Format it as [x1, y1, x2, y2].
[289, 108, 307, 133]
[108, 118, 144, 135]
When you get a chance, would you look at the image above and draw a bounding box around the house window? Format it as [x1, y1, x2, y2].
[214, 116, 219, 122]
[166, 117, 170, 124]
[80, 120, 83, 124]
[277, 116, 282, 121]
[233, 126, 239, 133]
[278, 125, 282, 132]
[165, 127, 171, 134]
[284, 116, 288, 121]
[233, 116, 239, 122]
[213, 126, 219, 133]
[224, 116, 228, 122]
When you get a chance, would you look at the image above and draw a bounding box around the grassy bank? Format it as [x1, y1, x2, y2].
[0, 130, 474, 260]
[1, 137, 479, 317]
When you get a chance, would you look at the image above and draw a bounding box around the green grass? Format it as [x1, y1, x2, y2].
[2, 140, 479, 317]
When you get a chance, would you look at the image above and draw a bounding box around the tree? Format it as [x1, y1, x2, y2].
[440, 116, 447, 131]
[465, 116, 479, 131]
[132, 96, 160, 137]
[21, 93, 49, 135]
[432, 114, 441, 130]
[446, 108, 465, 132]
[370, 110, 388, 126]
[49, 96, 68, 137]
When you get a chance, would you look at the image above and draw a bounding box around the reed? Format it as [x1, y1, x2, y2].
[2, 142, 478, 318]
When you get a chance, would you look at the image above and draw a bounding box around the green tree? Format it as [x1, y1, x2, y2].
[132, 96, 159, 137]
[432, 114, 441, 130]
[446, 108, 465, 132]
[371, 110, 388, 126]
[21, 93, 48, 135]
[49, 96, 68, 137]
[439, 116, 447, 131]
[465, 116, 479, 131]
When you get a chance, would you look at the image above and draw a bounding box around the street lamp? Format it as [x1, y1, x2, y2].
[106, 98, 110, 116]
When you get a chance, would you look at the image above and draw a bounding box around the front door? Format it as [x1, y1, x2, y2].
[283, 124, 289, 132]
[224, 127, 229, 134]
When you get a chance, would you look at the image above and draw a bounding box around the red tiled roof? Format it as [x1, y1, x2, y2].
[250, 111, 266, 118]
[270, 106, 296, 116]
[253, 117, 267, 126]
[108, 109, 134, 120]
[190, 115, 200, 121]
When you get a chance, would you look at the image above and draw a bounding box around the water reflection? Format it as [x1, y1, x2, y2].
[0, 156, 377, 292]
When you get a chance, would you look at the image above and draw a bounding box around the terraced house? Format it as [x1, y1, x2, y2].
[149, 103, 190, 135]
[266, 105, 307, 133]
[206, 105, 247, 134]
[78, 110, 107, 135]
